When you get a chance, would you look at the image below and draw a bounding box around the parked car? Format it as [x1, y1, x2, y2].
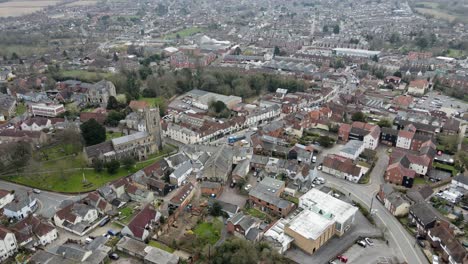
[85, 237, 93, 244]
[32, 189, 41, 194]
[432, 255, 439, 264]
[337, 255, 348, 263]
[312, 156, 317, 163]
[107, 229, 119, 236]
[99, 216, 110, 227]
[365, 237, 374, 246]
[357, 240, 367, 247]
[109, 253, 120, 260]
[244, 184, 252, 191]
[418, 239, 425, 248]
[230, 182, 236, 188]
[317, 164, 322, 170]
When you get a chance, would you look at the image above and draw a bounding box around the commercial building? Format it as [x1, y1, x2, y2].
[186, 89, 242, 110]
[31, 103, 65, 117]
[332, 48, 380, 58]
[248, 177, 294, 217]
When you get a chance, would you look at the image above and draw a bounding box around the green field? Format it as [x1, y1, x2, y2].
[6, 145, 175, 193]
[164, 27, 205, 39]
[140, 97, 165, 107]
[193, 219, 222, 245]
[118, 206, 136, 224]
[148, 240, 175, 253]
[59, 70, 114, 83]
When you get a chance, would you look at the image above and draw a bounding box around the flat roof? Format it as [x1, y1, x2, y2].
[287, 209, 335, 240]
[299, 189, 358, 224]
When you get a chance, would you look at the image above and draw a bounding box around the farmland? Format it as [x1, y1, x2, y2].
[0, 0, 97, 17]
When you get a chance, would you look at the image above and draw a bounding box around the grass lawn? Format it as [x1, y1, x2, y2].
[8, 145, 175, 193]
[59, 70, 113, 83]
[414, 177, 428, 185]
[164, 27, 204, 39]
[106, 131, 124, 141]
[283, 195, 299, 205]
[140, 97, 165, 107]
[16, 103, 27, 116]
[148, 240, 175, 253]
[433, 162, 459, 176]
[118, 206, 135, 224]
[245, 208, 267, 220]
[193, 219, 222, 245]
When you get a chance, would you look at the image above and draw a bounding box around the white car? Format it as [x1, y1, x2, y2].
[365, 237, 374, 246]
[244, 184, 252, 191]
[312, 156, 317, 163]
[432, 255, 439, 264]
[32, 189, 41, 194]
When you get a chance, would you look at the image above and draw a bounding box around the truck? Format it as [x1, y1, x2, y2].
[228, 135, 246, 144]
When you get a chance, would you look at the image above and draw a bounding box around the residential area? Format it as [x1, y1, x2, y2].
[0, 0, 467, 263]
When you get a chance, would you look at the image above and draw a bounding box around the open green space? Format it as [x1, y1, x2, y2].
[148, 240, 175, 253]
[414, 177, 428, 185]
[118, 206, 135, 224]
[245, 208, 268, 220]
[106, 131, 124, 141]
[164, 27, 205, 39]
[6, 144, 175, 193]
[140, 97, 165, 107]
[193, 219, 222, 245]
[59, 70, 114, 83]
[15, 103, 27, 116]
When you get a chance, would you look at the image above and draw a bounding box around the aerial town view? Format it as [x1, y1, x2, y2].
[0, 0, 467, 263]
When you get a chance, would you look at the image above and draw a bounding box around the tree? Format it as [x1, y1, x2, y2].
[317, 136, 334, 148]
[93, 159, 104, 172]
[113, 52, 119, 62]
[377, 119, 392, 128]
[106, 160, 120, 174]
[122, 157, 136, 170]
[11, 52, 19, 60]
[209, 201, 223, 217]
[233, 47, 242, 55]
[273, 46, 280, 56]
[323, 25, 329, 33]
[106, 96, 121, 110]
[333, 24, 340, 34]
[372, 55, 379, 62]
[416, 37, 429, 50]
[139, 66, 152, 80]
[351, 111, 366, 122]
[80, 119, 106, 146]
[393, 71, 402, 78]
[105, 111, 126, 127]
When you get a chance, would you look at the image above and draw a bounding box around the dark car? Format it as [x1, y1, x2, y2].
[99, 217, 110, 227]
[418, 239, 425, 248]
[109, 253, 120, 260]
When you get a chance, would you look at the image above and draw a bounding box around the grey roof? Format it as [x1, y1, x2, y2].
[255, 177, 285, 194]
[213, 199, 239, 215]
[410, 202, 438, 226]
[341, 140, 364, 155]
[381, 183, 395, 197]
[171, 160, 192, 179]
[144, 247, 179, 264]
[387, 192, 409, 208]
[249, 187, 292, 209]
[203, 145, 233, 182]
[165, 152, 190, 168]
[112, 131, 148, 146]
[4, 194, 33, 212]
[201, 181, 221, 189]
[232, 159, 250, 177]
[54, 244, 90, 262]
[245, 227, 260, 241]
[85, 141, 114, 159]
[29, 250, 76, 264]
[453, 174, 468, 185]
[251, 154, 269, 165]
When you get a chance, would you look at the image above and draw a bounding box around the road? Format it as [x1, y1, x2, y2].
[317, 150, 429, 264]
[0, 180, 80, 218]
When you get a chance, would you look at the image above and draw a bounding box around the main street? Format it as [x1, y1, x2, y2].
[317, 150, 429, 264]
[0, 180, 80, 218]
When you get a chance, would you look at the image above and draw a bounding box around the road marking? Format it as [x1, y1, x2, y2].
[327, 182, 425, 264]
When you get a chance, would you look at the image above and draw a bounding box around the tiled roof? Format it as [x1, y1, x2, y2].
[126, 204, 158, 239]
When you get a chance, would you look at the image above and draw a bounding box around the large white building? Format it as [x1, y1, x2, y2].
[332, 48, 381, 58]
[31, 103, 65, 117]
[187, 89, 242, 110]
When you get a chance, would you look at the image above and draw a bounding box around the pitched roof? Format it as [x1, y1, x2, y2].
[410, 202, 438, 226]
[129, 100, 150, 111]
[323, 154, 361, 177]
[126, 204, 158, 239]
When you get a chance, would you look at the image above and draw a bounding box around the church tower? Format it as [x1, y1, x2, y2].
[145, 107, 163, 151]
